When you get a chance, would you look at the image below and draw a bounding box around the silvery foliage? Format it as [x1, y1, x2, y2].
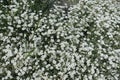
[0, 0, 120, 80]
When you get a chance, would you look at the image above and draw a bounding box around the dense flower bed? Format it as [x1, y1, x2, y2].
[0, 0, 120, 80]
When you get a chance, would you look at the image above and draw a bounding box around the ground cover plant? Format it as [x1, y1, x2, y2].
[0, 0, 120, 80]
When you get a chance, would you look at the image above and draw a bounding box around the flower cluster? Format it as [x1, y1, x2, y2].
[0, 0, 120, 80]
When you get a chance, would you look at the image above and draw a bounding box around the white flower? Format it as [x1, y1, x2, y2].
[12, 8, 18, 12]
[6, 50, 13, 57]
[88, 75, 92, 80]
[23, 67, 27, 71]
[7, 70, 12, 78]
[17, 20, 21, 24]
[0, 10, 2, 13]
[0, 68, 2, 74]
[53, 60, 57, 64]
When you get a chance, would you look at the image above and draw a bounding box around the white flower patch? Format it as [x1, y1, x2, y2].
[0, 0, 120, 79]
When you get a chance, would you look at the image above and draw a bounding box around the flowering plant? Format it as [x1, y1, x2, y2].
[0, 0, 120, 80]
